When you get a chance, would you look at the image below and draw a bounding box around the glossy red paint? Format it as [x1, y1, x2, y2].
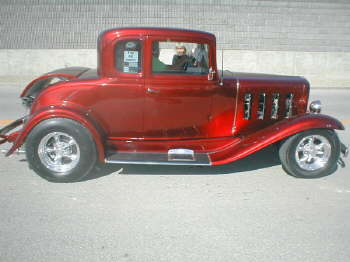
[20, 72, 79, 98]
[209, 113, 344, 165]
[7, 105, 105, 161]
[228, 72, 310, 135]
[6, 131, 20, 143]
[106, 136, 240, 153]
[4, 27, 345, 166]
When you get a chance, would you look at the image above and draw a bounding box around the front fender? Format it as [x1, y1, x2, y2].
[7, 106, 106, 162]
[210, 113, 345, 165]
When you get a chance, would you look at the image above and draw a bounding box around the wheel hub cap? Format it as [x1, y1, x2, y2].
[295, 135, 331, 171]
[38, 132, 80, 173]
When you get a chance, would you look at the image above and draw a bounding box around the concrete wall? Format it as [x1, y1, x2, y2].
[1, 0, 350, 88]
[1, 49, 349, 88]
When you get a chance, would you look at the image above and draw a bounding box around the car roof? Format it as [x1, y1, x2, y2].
[99, 27, 215, 41]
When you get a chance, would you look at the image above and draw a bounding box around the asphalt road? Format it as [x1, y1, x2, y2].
[0, 83, 349, 262]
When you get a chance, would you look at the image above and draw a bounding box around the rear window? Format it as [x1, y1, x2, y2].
[115, 40, 142, 74]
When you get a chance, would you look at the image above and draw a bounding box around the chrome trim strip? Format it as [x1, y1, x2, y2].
[232, 79, 240, 134]
[105, 159, 212, 166]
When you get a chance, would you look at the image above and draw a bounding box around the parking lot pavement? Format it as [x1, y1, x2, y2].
[0, 86, 349, 262]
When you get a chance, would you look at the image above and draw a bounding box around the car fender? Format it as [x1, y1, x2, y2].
[20, 67, 90, 98]
[7, 105, 106, 162]
[210, 113, 345, 165]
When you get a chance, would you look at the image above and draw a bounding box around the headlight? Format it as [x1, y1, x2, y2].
[309, 100, 321, 114]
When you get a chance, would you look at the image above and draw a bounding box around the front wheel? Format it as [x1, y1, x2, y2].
[26, 118, 98, 182]
[279, 129, 340, 178]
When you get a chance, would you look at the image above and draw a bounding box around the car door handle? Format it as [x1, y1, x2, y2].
[147, 88, 160, 94]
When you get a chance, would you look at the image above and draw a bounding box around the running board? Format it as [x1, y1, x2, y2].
[105, 151, 211, 166]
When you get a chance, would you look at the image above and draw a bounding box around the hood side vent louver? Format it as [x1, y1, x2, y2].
[271, 93, 280, 119]
[244, 93, 252, 120]
[257, 93, 266, 120]
[243, 92, 293, 120]
[285, 93, 294, 118]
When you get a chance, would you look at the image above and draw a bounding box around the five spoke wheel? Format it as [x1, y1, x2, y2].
[38, 132, 80, 173]
[25, 118, 97, 182]
[279, 129, 340, 178]
[295, 135, 331, 171]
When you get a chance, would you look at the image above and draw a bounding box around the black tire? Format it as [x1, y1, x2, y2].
[279, 129, 340, 178]
[25, 118, 98, 182]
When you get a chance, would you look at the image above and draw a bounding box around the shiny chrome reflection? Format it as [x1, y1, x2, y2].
[257, 93, 266, 120]
[309, 100, 322, 114]
[168, 148, 195, 161]
[295, 135, 331, 171]
[38, 132, 80, 173]
[244, 93, 252, 120]
[271, 93, 280, 119]
[285, 93, 294, 118]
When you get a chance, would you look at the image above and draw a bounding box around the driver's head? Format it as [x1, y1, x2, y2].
[175, 43, 186, 56]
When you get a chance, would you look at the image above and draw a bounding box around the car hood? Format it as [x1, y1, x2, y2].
[222, 70, 308, 84]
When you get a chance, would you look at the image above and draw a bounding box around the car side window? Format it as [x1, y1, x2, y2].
[152, 41, 209, 75]
[115, 40, 142, 74]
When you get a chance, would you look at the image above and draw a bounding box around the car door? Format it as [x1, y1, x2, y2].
[143, 37, 219, 139]
[93, 37, 145, 138]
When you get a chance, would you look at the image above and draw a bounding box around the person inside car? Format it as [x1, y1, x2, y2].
[192, 43, 208, 68]
[171, 43, 191, 71]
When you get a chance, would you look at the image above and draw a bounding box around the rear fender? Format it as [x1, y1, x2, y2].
[7, 106, 105, 162]
[20, 67, 90, 98]
[210, 113, 345, 165]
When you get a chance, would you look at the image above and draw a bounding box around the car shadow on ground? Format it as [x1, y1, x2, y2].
[82, 144, 282, 181]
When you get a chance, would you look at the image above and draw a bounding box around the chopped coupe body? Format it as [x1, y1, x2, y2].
[0, 27, 348, 182]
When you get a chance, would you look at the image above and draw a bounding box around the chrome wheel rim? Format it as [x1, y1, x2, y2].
[38, 132, 80, 173]
[295, 135, 331, 171]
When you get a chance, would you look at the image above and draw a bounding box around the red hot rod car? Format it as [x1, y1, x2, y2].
[0, 27, 348, 182]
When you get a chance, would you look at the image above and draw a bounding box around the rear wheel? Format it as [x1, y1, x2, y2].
[279, 129, 340, 178]
[26, 118, 97, 182]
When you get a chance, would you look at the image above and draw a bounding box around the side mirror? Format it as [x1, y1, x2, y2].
[208, 67, 216, 81]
